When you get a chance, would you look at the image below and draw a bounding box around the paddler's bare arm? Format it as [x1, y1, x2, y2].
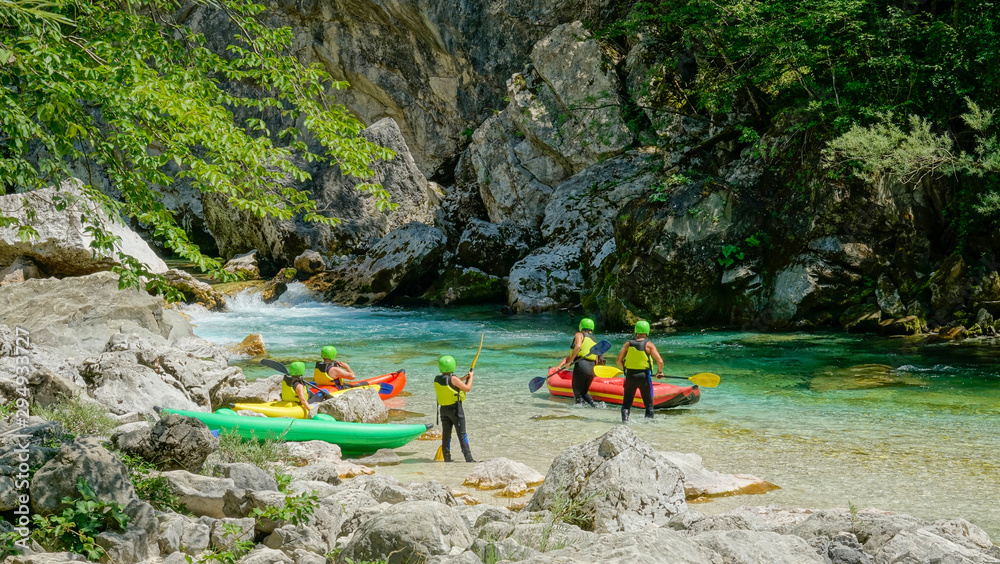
[616, 343, 629, 370]
[647, 342, 665, 376]
[554, 333, 584, 371]
[451, 371, 473, 392]
[295, 383, 311, 418]
[329, 362, 355, 381]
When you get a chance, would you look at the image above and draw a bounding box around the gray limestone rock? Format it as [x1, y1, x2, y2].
[30, 436, 137, 515]
[525, 424, 686, 533]
[338, 500, 474, 564]
[316, 387, 388, 423]
[0, 180, 167, 276]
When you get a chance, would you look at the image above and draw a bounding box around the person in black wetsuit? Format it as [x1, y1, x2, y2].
[434, 355, 476, 463]
[615, 320, 664, 422]
[554, 317, 601, 407]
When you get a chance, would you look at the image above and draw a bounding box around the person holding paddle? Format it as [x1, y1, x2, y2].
[434, 355, 476, 463]
[314, 345, 355, 389]
[615, 320, 664, 422]
[554, 318, 602, 407]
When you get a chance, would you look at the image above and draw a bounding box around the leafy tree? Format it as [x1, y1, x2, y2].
[0, 0, 395, 289]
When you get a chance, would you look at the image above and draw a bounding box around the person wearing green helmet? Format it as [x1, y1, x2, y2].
[615, 320, 664, 422]
[554, 317, 601, 407]
[433, 355, 476, 462]
[281, 361, 313, 419]
[314, 345, 355, 389]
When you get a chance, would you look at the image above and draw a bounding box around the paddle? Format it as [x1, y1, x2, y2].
[527, 340, 613, 393]
[593, 364, 721, 388]
[438, 333, 485, 461]
[260, 358, 287, 374]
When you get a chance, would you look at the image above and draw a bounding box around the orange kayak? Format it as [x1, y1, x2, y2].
[546, 368, 699, 409]
[310, 370, 406, 400]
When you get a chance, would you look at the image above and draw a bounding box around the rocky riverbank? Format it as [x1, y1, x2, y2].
[1, 271, 998, 564]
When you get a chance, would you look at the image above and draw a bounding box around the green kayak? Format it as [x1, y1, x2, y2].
[159, 407, 432, 457]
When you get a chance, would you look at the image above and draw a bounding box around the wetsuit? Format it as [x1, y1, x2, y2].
[435, 374, 475, 462]
[571, 331, 599, 407]
[622, 338, 655, 421]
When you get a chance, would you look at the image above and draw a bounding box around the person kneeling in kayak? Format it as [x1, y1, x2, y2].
[615, 320, 664, 422]
[434, 355, 476, 463]
[282, 361, 313, 419]
[314, 345, 355, 389]
[554, 317, 601, 407]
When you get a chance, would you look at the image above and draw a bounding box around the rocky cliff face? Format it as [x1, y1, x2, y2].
[170, 7, 1000, 335]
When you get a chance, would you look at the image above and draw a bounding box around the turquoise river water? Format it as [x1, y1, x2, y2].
[184, 284, 1000, 536]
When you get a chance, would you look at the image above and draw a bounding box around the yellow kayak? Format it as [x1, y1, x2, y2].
[233, 383, 383, 418]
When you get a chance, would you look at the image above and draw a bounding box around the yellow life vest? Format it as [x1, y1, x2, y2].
[623, 339, 652, 370]
[314, 361, 342, 387]
[574, 332, 598, 361]
[281, 381, 299, 401]
[434, 374, 465, 406]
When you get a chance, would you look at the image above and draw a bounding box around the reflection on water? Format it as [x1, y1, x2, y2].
[185, 285, 1000, 536]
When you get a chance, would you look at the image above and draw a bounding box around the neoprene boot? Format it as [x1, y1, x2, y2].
[442, 447, 452, 462]
[645, 407, 654, 419]
[621, 408, 630, 423]
[459, 435, 475, 463]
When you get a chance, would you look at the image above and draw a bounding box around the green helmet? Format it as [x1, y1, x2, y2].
[635, 320, 651, 335]
[579, 318, 595, 332]
[321, 345, 337, 360]
[288, 361, 306, 376]
[438, 355, 457, 373]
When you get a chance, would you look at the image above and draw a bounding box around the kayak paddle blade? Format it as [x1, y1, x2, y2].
[259, 358, 289, 375]
[378, 383, 394, 395]
[434, 445, 444, 462]
[594, 365, 623, 378]
[590, 339, 613, 356]
[527, 376, 547, 393]
[688, 372, 720, 387]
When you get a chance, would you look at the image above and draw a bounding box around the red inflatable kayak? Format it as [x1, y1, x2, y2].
[310, 370, 406, 400]
[546, 368, 699, 408]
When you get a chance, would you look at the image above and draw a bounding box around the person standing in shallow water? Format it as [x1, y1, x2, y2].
[434, 355, 476, 462]
[554, 317, 601, 407]
[615, 320, 665, 422]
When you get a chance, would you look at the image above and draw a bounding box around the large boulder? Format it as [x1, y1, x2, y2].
[308, 222, 447, 305]
[525, 425, 687, 533]
[160, 269, 227, 311]
[114, 413, 219, 473]
[0, 272, 190, 357]
[513, 528, 721, 564]
[316, 388, 389, 423]
[695, 530, 827, 563]
[507, 244, 584, 312]
[456, 219, 541, 277]
[338, 500, 474, 564]
[0, 180, 167, 276]
[30, 437, 137, 514]
[223, 250, 261, 279]
[466, 22, 633, 231]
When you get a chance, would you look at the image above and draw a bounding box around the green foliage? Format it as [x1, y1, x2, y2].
[214, 428, 289, 471]
[186, 523, 253, 564]
[251, 491, 319, 527]
[539, 486, 601, 551]
[717, 244, 744, 268]
[31, 478, 129, 561]
[32, 395, 118, 439]
[115, 451, 187, 513]
[0, 530, 23, 560]
[274, 472, 292, 493]
[0, 0, 396, 288]
[649, 173, 691, 203]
